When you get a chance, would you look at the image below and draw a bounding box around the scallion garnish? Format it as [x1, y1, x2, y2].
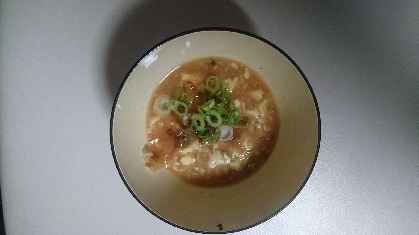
[159, 75, 244, 146]
[171, 100, 188, 117]
[191, 113, 205, 131]
[204, 76, 221, 93]
[206, 110, 222, 128]
[172, 88, 186, 101]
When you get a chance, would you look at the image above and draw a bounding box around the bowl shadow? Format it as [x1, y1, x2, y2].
[105, 0, 257, 108]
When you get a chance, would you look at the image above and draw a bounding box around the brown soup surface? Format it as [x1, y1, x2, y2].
[142, 57, 279, 187]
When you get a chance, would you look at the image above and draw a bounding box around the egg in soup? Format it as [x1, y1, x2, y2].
[142, 57, 279, 187]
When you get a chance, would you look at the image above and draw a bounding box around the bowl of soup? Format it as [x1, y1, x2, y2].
[110, 28, 320, 233]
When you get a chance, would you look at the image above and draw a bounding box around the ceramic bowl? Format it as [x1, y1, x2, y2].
[111, 28, 320, 233]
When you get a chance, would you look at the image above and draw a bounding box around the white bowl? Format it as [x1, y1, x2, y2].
[111, 28, 320, 233]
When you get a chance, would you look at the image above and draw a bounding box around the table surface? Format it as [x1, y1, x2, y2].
[1, 0, 418, 234]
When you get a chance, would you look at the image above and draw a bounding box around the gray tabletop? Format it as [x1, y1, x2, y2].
[1, 0, 418, 234]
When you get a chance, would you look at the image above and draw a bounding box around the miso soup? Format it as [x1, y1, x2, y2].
[142, 57, 279, 187]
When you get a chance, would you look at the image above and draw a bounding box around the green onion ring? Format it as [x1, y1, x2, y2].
[191, 114, 205, 131]
[205, 76, 220, 93]
[172, 100, 188, 117]
[206, 110, 222, 128]
[153, 95, 171, 117]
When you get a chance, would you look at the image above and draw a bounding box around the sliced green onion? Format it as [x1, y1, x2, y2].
[191, 114, 205, 131]
[206, 110, 222, 128]
[167, 76, 245, 145]
[198, 129, 221, 144]
[227, 108, 241, 125]
[214, 87, 229, 102]
[153, 95, 171, 116]
[197, 127, 211, 139]
[214, 103, 228, 116]
[212, 131, 221, 143]
[205, 76, 220, 93]
[172, 88, 186, 101]
[172, 100, 188, 117]
[207, 99, 215, 109]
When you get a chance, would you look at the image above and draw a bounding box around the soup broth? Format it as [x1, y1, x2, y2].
[142, 57, 279, 187]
